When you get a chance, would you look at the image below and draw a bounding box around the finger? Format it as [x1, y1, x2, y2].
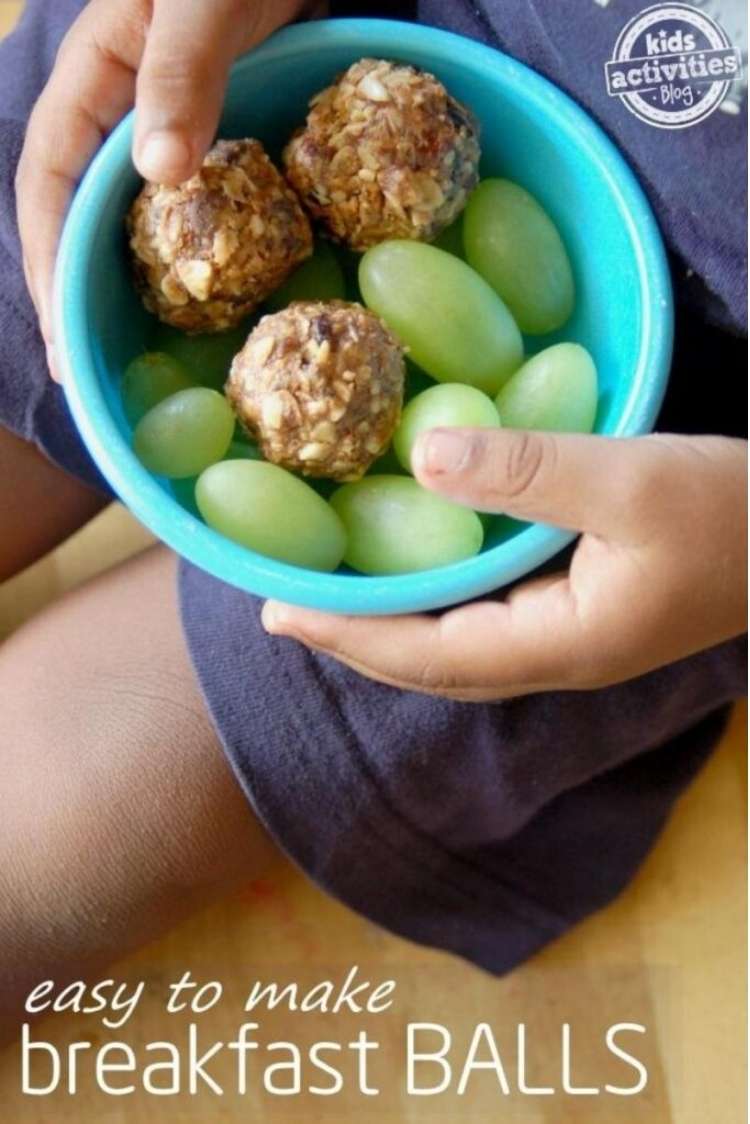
[133, 0, 257, 183]
[413, 427, 666, 542]
[16, 13, 137, 358]
[17, 106, 93, 361]
[262, 577, 583, 700]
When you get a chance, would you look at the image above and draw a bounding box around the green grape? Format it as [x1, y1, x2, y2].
[133, 388, 235, 478]
[152, 322, 251, 390]
[394, 383, 500, 472]
[224, 438, 262, 461]
[432, 216, 465, 258]
[330, 476, 484, 575]
[265, 241, 346, 312]
[121, 352, 194, 425]
[196, 460, 346, 572]
[495, 343, 598, 433]
[463, 179, 575, 335]
[359, 241, 523, 397]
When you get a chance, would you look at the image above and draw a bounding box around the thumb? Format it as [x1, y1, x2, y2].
[133, 0, 298, 185]
[413, 427, 662, 541]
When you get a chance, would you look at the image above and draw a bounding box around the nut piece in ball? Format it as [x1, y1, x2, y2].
[283, 58, 480, 251]
[226, 301, 405, 481]
[128, 139, 313, 333]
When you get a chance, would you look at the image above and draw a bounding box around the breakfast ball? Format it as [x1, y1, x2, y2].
[283, 58, 481, 251]
[225, 300, 405, 481]
[128, 139, 313, 333]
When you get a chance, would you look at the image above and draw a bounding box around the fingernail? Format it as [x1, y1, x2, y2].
[261, 601, 287, 634]
[137, 131, 192, 183]
[418, 429, 474, 475]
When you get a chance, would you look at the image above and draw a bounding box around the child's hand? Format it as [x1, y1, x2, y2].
[16, 0, 313, 378]
[263, 430, 747, 700]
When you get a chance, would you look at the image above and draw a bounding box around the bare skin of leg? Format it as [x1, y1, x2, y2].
[0, 426, 107, 581]
[0, 546, 279, 1046]
[0, 433, 279, 1045]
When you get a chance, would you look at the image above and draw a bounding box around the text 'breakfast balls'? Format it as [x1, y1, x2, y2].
[226, 301, 405, 481]
[283, 59, 481, 251]
[128, 140, 313, 333]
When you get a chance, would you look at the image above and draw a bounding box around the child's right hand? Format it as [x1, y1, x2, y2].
[16, 0, 313, 379]
[264, 429, 748, 700]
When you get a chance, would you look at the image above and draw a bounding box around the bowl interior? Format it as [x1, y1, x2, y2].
[58, 19, 672, 614]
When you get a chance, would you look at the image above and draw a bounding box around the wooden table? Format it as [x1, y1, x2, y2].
[0, 4, 746, 1120]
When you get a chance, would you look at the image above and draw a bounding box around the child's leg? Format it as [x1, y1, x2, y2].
[0, 545, 278, 1044]
[0, 426, 107, 581]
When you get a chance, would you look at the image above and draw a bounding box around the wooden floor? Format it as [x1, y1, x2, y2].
[0, 3, 746, 1120]
[0, 0, 19, 38]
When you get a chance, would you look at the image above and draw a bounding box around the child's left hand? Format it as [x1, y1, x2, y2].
[262, 428, 747, 700]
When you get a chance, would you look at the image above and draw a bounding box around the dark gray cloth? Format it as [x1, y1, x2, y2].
[0, 0, 746, 974]
[418, 0, 748, 334]
[0, 0, 109, 492]
[180, 567, 744, 971]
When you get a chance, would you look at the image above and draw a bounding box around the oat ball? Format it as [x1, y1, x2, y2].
[128, 139, 313, 333]
[226, 300, 405, 481]
[283, 58, 481, 251]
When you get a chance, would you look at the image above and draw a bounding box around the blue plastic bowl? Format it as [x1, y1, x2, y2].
[55, 18, 673, 615]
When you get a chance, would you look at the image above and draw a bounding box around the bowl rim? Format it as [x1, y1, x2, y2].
[55, 17, 674, 616]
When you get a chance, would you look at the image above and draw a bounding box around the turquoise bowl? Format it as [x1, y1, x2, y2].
[55, 18, 673, 615]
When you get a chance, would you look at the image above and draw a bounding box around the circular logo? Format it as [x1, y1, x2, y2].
[605, 3, 742, 128]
